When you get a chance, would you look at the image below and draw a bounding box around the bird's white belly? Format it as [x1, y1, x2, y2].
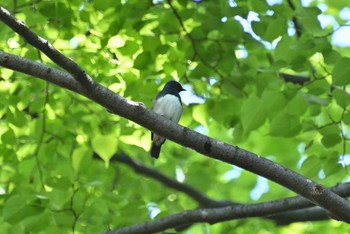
[152, 94, 182, 122]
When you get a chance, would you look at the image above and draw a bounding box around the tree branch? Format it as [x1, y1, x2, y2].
[0, 7, 94, 90]
[1, 6, 350, 224]
[280, 73, 309, 85]
[316, 23, 350, 38]
[107, 153, 350, 226]
[107, 182, 350, 234]
[0, 50, 84, 94]
[269, 207, 329, 225]
[287, 0, 302, 38]
[108, 153, 236, 208]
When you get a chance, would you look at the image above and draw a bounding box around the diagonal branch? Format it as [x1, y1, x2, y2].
[1, 6, 350, 224]
[269, 207, 329, 225]
[108, 153, 350, 225]
[0, 7, 93, 90]
[108, 182, 350, 234]
[109, 153, 236, 208]
[0, 50, 83, 94]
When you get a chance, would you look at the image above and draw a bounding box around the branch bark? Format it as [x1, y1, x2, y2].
[108, 153, 236, 208]
[0, 7, 93, 90]
[280, 73, 309, 85]
[1, 5, 350, 228]
[107, 182, 350, 234]
[0, 50, 83, 94]
[287, 0, 302, 38]
[109, 153, 350, 226]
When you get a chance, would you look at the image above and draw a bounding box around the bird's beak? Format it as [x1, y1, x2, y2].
[181, 88, 186, 92]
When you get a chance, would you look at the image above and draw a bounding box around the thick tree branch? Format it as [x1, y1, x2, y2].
[0, 50, 84, 94]
[109, 153, 350, 225]
[269, 207, 329, 225]
[1, 6, 350, 224]
[108, 182, 350, 234]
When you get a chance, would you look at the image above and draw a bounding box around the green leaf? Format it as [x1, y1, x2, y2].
[240, 96, 267, 132]
[321, 134, 342, 148]
[274, 36, 297, 63]
[72, 146, 91, 175]
[3, 194, 27, 223]
[249, 0, 269, 13]
[21, 211, 51, 233]
[159, 11, 180, 33]
[322, 49, 342, 65]
[306, 79, 330, 95]
[209, 98, 240, 127]
[133, 51, 152, 70]
[190, 63, 212, 78]
[333, 88, 350, 108]
[3, 194, 44, 224]
[295, 7, 322, 35]
[286, 94, 308, 116]
[301, 156, 320, 178]
[107, 35, 125, 49]
[38, 2, 73, 25]
[142, 36, 161, 52]
[343, 111, 350, 125]
[119, 40, 140, 55]
[6, 108, 27, 127]
[269, 112, 301, 137]
[332, 57, 350, 86]
[192, 104, 208, 127]
[92, 135, 118, 167]
[264, 18, 286, 42]
[323, 156, 342, 177]
[320, 125, 341, 148]
[1, 128, 16, 145]
[251, 21, 266, 39]
[220, 18, 243, 39]
[261, 89, 287, 113]
[45, 176, 72, 191]
[29, 97, 45, 113]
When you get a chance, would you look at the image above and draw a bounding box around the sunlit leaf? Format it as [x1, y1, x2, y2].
[92, 135, 118, 167]
[107, 35, 125, 49]
[192, 104, 208, 127]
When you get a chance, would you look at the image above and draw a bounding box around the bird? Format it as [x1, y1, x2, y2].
[150, 80, 186, 158]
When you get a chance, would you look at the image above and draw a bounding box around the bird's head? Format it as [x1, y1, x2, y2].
[163, 81, 186, 94]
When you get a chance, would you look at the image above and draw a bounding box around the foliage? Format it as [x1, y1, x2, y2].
[1, 0, 350, 233]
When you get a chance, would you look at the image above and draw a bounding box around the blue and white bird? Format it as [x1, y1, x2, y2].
[150, 81, 186, 158]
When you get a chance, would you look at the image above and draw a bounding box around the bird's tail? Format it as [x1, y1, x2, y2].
[150, 144, 161, 159]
